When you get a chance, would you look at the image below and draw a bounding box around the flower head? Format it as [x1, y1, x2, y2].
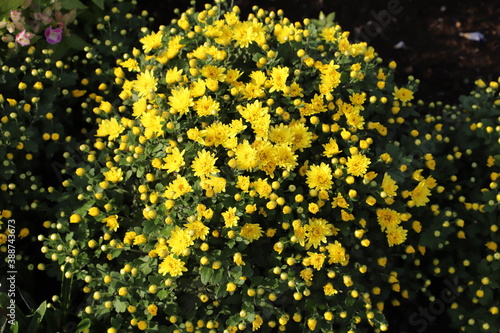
[239, 223, 263, 242]
[15, 30, 34, 46]
[45, 26, 63, 44]
[410, 181, 431, 207]
[140, 30, 163, 52]
[102, 215, 119, 232]
[159, 255, 187, 277]
[103, 167, 123, 183]
[326, 240, 349, 265]
[393, 87, 414, 103]
[381, 173, 398, 197]
[346, 154, 371, 177]
[306, 163, 333, 191]
[304, 218, 333, 249]
[191, 149, 219, 178]
[386, 226, 407, 247]
[167, 226, 194, 255]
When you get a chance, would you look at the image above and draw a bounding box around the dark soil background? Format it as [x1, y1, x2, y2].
[138, 0, 500, 105]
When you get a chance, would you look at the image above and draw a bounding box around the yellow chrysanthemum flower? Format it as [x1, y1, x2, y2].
[239, 223, 263, 242]
[165, 175, 193, 199]
[96, 118, 125, 141]
[140, 30, 163, 53]
[346, 154, 371, 177]
[386, 226, 408, 247]
[376, 208, 401, 231]
[168, 87, 193, 115]
[222, 207, 240, 228]
[191, 149, 219, 178]
[167, 226, 193, 255]
[102, 215, 119, 232]
[162, 147, 186, 174]
[103, 167, 124, 183]
[381, 173, 398, 197]
[410, 181, 431, 207]
[326, 240, 349, 265]
[306, 162, 333, 191]
[304, 218, 333, 249]
[393, 86, 414, 103]
[158, 255, 187, 277]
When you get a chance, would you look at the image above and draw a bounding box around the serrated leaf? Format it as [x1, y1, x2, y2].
[140, 261, 153, 275]
[74, 199, 96, 217]
[113, 300, 127, 313]
[156, 289, 169, 300]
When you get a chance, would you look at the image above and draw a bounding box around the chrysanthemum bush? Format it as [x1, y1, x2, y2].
[407, 81, 500, 332]
[0, 0, 149, 330]
[35, 2, 480, 332]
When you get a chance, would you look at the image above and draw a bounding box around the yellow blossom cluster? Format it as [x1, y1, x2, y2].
[46, 3, 500, 333]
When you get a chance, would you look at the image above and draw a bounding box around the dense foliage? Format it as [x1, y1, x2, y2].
[0, 1, 498, 332]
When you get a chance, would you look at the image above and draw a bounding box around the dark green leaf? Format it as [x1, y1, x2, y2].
[212, 269, 223, 285]
[0, 0, 24, 18]
[61, 0, 88, 10]
[75, 318, 91, 333]
[65, 33, 89, 51]
[73, 199, 96, 217]
[200, 266, 213, 285]
[26, 301, 46, 332]
[91, 0, 105, 10]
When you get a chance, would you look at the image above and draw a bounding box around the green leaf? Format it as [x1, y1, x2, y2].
[26, 301, 46, 332]
[65, 33, 89, 51]
[0, 0, 24, 19]
[326, 12, 336, 23]
[229, 265, 242, 279]
[73, 199, 96, 217]
[200, 266, 213, 285]
[22, 139, 38, 153]
[10, 321, 19, 333]
[494, 154, 500, 166]
[140, 261, 153, 275]
[137, 166, 145, 178]
[156, 289, 169, 300]
[113, 299, 127, 313]
[212, 269, 223, 285]
[75, 318, 91, 333]
[91, 0, 105, 10]
[61, 0, 88, 10]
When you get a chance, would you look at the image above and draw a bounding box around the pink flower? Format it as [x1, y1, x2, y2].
[10, 10, 22, 22]
[45, 26, 62, 44]
[1, 11, 22, 32]
[15, 30, 34, 46]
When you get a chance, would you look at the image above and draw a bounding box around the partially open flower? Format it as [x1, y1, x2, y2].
[45, 26, 63, 44]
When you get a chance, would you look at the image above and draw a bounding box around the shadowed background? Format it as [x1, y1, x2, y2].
[137, 0, 499, 105]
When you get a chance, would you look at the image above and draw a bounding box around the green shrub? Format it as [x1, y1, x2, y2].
[0, 0, 149, 331]
[1, 1, 498, 333]
[415, 81, 500, 332]
[38, 3, 456, 332]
